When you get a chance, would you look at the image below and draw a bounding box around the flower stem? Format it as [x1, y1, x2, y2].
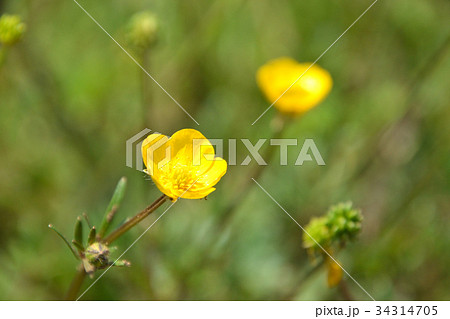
[140, 48, 151, 125]
[65, 265, 87, 300]
[103, 194, 168, 245]
[339, 280, 354, 301]
[0, 45, 8, 68]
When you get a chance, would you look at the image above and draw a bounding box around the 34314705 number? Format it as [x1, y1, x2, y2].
[375, 306, 438, 316]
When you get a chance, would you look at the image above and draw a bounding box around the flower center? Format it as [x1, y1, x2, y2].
[159, 166, 200, 193]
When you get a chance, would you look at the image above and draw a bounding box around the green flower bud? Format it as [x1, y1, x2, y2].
[303, 202, 363, 255]
[303, 217, 330, 252]
[82, 242, 131, 275]
[85, 242, 110, 269]
[0, 14, 26, 46]
[325, 202, 362, 244]
[126, 11, 158, 51]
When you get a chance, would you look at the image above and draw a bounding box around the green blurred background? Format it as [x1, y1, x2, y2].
[0, 0, 449, 300]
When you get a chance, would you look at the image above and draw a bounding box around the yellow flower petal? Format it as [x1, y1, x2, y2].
[152, 177, 178, 199]
[141, 133, 170, 175]
[170, 128, 215, 172]
[326, 255, 343, 288]
[195, 157, 228, 188]
[180, 187, 216, 199]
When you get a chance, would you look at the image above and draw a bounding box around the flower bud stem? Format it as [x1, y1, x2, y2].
[0, 45, 8, 68]
[339, 280, 354, 301]
[65, 265, 87, 300]
[140, 48, 152, 125]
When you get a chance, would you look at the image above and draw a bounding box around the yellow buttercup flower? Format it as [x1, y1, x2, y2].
[141, 129, 227, 200]
[257, 57, 332, 116]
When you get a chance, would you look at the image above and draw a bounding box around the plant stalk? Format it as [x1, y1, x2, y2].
[65, 265, 87, 300]
[339, 280, 354, 301]
[140, 48, 151, 126]
[103, 194, 168, 245]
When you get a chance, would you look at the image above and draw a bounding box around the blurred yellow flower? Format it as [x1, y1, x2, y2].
[257, 57, 332, 116]
[142, 129, 227, 200]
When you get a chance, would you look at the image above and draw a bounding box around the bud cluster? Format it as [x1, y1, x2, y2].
[303, 202, 362, 255]
[302, 202, 362, 288]
[325, 202, 362, 243]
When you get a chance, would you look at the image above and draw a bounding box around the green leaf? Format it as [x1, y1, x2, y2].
[98, 177, 127, 238]
[48, 224, 79, 259]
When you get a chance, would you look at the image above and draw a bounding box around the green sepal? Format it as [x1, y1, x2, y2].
[74, 216, 83, 248]
[48, 224, 79, 260]
[82, 259, 96, 277]
[88, 227, 96, 245]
